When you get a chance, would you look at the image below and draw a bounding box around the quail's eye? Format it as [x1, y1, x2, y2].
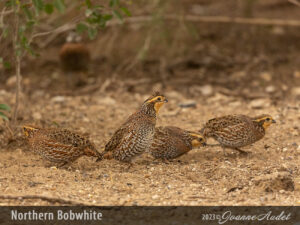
[157, 97, 161, 101]
[199, 138, 203, 142]
[266, 118, 270, 121]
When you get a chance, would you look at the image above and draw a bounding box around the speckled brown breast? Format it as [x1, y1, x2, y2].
[104, 112, 156, 162]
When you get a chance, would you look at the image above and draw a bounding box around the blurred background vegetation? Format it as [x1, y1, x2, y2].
[1, 0, 300, 126]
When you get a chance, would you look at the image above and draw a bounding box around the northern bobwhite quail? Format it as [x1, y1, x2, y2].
[23, 125, 101, 167]
[59, 32, 90, 73]
[150, 126, 206, 161]
[200, 114, 276, 155]
[100, 92, 168, 163]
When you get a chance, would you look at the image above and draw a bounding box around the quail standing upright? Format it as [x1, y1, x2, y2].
[100, 92, 168, 163]
[23, 125, 101, 167]
[201, 114, 276, 155]
[150, 126, 206, 161]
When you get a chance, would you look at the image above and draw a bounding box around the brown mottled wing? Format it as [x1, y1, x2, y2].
[151, 126, 191, 159]
[45, 129, 100, 157]
[111, 117, 155, 162]
[47, 129, 88, 146]
[104, 113, 141, 153]
[206, 115, 248, 129]
[202, 115, 249, 136]
[37, 139, 83, 163]
[104, 127, 127, 152]
[151, 127, 168, 150]
[213, 122, 255, 148]
[165, 127, 192, 157]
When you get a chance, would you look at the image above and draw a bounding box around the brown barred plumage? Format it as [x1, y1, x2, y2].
[100, 92, 168, 163]
[150, 126, 206, 160]
[201, 114, 276, 155]
[23, 125, 101, 167]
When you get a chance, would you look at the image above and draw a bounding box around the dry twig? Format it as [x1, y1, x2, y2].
[12, 4, 21, 127]
[34, 15, 300, 48]
[288, 0, 300, 7]
[117, 15, 300, 27]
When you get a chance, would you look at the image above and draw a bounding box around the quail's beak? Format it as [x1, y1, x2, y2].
[272, 120, 276, 123]
[202, 142, 207, 147]
[164, 98, 168, 103]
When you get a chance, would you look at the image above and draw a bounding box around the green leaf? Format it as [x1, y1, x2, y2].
[97, 14, 113, 27]
[112, 10, 123, 21]
[0, 58, 11, 69]
[54, 0, 65, 13]
[44, 3, 54, 14]
[0, 112, 9, 121]
[5, 0, 15, 7]
[109, 0, 119, 7]
[87, 27, 97, 40]
[120, 7, 131, 16]
[103, 14, 113, 21]
[32, 0, 44, 11]
[0, 104, 11, 112]
[76, 23, 88, 33]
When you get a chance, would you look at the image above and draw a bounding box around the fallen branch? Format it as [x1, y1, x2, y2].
[288, 0, 300, 7]
[117, 15, 300, 27]
[0, 9, 13, 16]
[0, 195, 89, 206]
[35, 15, 300, 48]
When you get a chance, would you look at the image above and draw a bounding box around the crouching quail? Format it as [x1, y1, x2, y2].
[100, 92, 168, 163]
[201, 114, 276, 155]
[23, 125, 101, 167]
[150, 126, 206, 161]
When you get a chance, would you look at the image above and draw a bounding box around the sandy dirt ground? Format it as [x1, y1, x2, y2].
[0, 0, 300, 207]
[0, 90, 299, 206]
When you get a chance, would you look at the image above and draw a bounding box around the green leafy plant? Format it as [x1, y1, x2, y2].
[0, 0, 131, 127]
[0, 104, 11, 121]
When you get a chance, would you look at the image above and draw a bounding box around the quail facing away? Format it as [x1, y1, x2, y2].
[100, 92, 168, 163]
[201, 114, 276, 155]
[23, 125, 101, 167]
[150, 126, 206, 161]
[59, 32, 90, 73]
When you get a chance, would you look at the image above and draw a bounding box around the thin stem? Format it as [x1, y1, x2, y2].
[12, 3, 21, 127]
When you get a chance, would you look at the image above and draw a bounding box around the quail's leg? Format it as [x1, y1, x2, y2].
[221, 146, 228, 156]
[233, 148, 248, 155]
[124, 162, 133, 171]
[119, 158, 134, 171]
[161, 158, 173, 164]
[58, 161, 69, 168]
